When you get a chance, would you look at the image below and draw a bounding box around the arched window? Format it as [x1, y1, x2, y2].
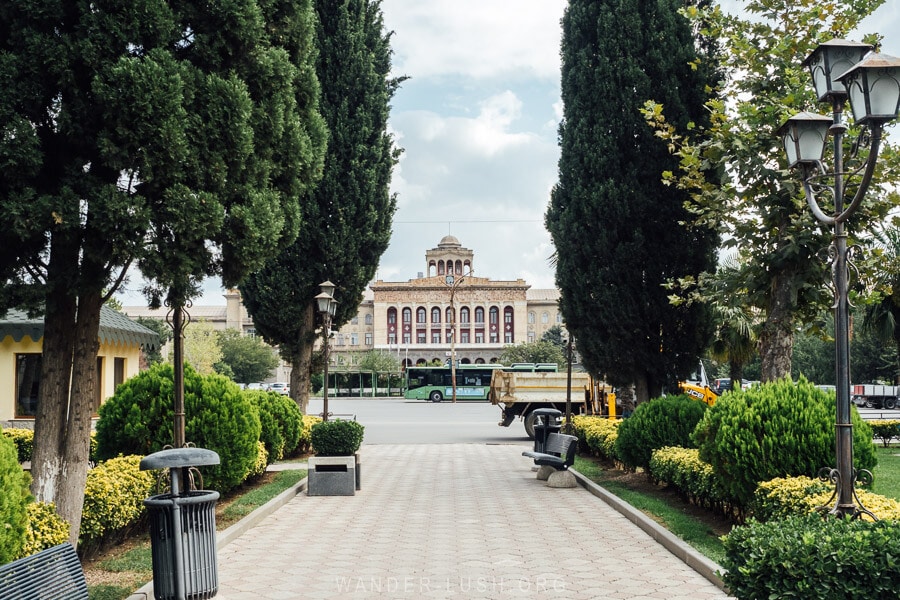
[438, 261, 445, 275]
[460, 307, 470, 324]
[542, 312, 550, 324]
[446, 307, 454, 323]
[556, 313, 563, 323]
[403, 308, 412, 323]
[504, 307, 513, 324]
[455, 260, 462, 274]
[417, 307, 427, 324]
[528, 311, 535, 324]
[365, 314, 373, 325]
[489, 307, 499, 325]
[475, 307, 485, 324]
[387, 308, 396, 325]
[431, 307, 441, 323]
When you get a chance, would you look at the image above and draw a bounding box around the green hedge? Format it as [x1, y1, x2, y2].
[648, 446, 734, 516]
[246, 391, 303, 462]
[750, 475, 900, 522]
[96, 363, 262, 492]
[615, 395, 707, 471]
[723, 514, 900, 598]
[79, 455, 156, 549]
[0, 434, 30, 563]
[298, 416, 321, 455]
[20, 502, 69, 559]
[311, 420, 364, 456]
[572, 415, 620, 463]
[869, 419, 900, 447]
[1, 428, 34, 463]
[692, 377, 876, 506]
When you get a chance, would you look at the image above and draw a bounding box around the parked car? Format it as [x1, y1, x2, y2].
[246, 382, 265, 391]
[267, 382, 290, 395]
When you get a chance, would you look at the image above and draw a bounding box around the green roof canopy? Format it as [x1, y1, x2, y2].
[0, 306, 160, 349]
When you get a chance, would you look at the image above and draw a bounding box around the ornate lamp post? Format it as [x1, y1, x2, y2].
[778, 40, 900, 518]
[315, 281, 338, 422]
[444, 272, 466, 402]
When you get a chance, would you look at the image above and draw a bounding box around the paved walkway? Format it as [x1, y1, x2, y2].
[214, 444, 730, 599]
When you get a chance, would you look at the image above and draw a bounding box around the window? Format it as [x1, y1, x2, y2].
[417, 332, 426, 344]
[95, 357, 103, 413]
[504, 307, 513, 324]
[527, 332, 535, 342]
[336, 334, 345, 346]
[446, 307, 454, 323]
[446, 331, 453, 343]
[388, 333, 397, 344]
[461, 331, 470, 343]
[365, 333, 373, 345]
[417, 308, 426, 324]
[350, 333, 359, 346]
[114, 357, 126, 390]
[504, 332, 513, 343]
[15, 353, 41, 417]
[489, 307, 499, 324]
[475, 307, 485, 324]
[542, 312, 550, 324]
[432, 332, 441, 344]
[475, 332, 484, 343]
[490, 333, 499, 343]
[246, 328, 257, 337]
[431, 307, 441, 324]
[528, 311, 535, 324]
[403, 308, 412, 323]
[387, 309, 397, 324]
[365, 314, 373, 325]
[460, 307, 470, 324]
[403, 333, 411, 344]
[351, 316, 359, 325]
[556, 313, 563, 323]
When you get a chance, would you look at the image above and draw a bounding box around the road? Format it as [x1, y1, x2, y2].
[304, 397, 534, 445]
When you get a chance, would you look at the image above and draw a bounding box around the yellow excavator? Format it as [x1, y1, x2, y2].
[677, 362, 718, 406]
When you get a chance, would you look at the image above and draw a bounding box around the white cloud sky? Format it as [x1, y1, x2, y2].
[116, 0, 900, 307]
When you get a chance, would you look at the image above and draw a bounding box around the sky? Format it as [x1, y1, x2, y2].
[115, 0, 900, 307]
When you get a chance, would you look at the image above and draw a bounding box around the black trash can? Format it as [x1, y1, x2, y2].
[532, 408, 562, 454]
[140, 448, 221, 600]
[146, 491, 219, 600]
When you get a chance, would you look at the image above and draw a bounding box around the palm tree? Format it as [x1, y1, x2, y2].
[861, 227, 900, 384]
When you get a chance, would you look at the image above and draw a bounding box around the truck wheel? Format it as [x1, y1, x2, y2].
[524, 412, 537, 440]
[429, 390, 443, 403]
[886, 398, 898, 410]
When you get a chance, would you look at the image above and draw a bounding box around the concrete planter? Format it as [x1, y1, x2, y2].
[307, 456, 356, 496]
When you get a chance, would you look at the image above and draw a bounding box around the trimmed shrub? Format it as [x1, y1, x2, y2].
[648, 446, 733, 515]
[572, 416, 620, 463]
[750, 475, 900, 522]
[19, 502, 70, 559]
[311, 420, 365, 456]
[692, 377, 876, 507]
[615, 395, 707, 471]
[246, 391, 303, 462]
[298, 415, 322, 455]
[0, 434, 30, 563]
[722, 514, 900, 598]
[1, 428, 34, 463]
[869, 419, 900, 447]
[246, 441, 269, 481]
[79, 455, 156, 548]
[96, 363, 262, 492]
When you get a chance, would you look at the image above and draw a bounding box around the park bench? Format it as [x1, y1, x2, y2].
[0, 543, 88, 600]
[522, 433, 579, 487]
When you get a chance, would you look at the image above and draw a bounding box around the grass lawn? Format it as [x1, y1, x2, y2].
[873, 445, 900, 500]
[84, 468, 306, 600]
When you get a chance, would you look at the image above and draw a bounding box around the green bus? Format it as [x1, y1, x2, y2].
[404, 363, 558, 402]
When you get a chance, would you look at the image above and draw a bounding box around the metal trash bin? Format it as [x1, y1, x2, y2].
[140, 448, 221, 600]
[532, 408, 562, 454]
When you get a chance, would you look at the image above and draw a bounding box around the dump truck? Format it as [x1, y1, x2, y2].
[488, 370, 614, 438]
[851, 384, 899, 409]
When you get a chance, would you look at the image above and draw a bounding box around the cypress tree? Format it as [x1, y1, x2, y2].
[546, 0, 719, 403]
[241, 0, 404, 411]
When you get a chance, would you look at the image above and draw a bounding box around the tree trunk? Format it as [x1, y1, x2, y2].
[616, 384, 636, 416]
[728, 361, 744, 388]
[290, 303, 315, 414]
[759, 276, 795, 382]
[59, 290, 103, 545]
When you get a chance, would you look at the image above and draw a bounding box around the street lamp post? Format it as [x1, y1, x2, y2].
[444, 272, 466, 402]
[779, 40, 900, 518]
[315, 281, 338, 422]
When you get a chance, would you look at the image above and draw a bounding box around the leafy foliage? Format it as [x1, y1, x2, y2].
[648, 446, 733, 515]
[182, 320, 222, 375]
[1, 428, 34, 463]
[19, 502, 70, 559]
[246, 390, 304, 462]
[0, 434, 29, 563]
[95, 363, 262, 492]
[722, 514, 900, 599]
[135, 317, 173, 366]
[546, 0, 720, 400]
[615, 395, 707, 471]
[499, 341, 566, 369]
[217, 329, 279, 384]
[79, 456, 155, 549]
[692, 377, 876, 506]
[310, 420, 365, 456]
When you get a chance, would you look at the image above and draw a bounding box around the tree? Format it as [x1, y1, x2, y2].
[181, 320, 221, 375]
[541, 325, 567, 353]
[135, 317, 172, 366]
[546, 0, 720, 403]
[217, 329, 280, 383]
[356, 350, 401, 373]
[861, 226, 900, 383]
[644, 0, 897, 382]
[499, 341, 567, 369]
[241, 0, 404, 412]
[0, 0, 325, 543]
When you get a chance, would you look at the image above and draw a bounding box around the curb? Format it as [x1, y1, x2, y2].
[571, 468, 727, 592]
[125, 475, 308, 600]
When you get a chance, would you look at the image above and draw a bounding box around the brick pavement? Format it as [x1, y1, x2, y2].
[214, 444, 731, 599]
